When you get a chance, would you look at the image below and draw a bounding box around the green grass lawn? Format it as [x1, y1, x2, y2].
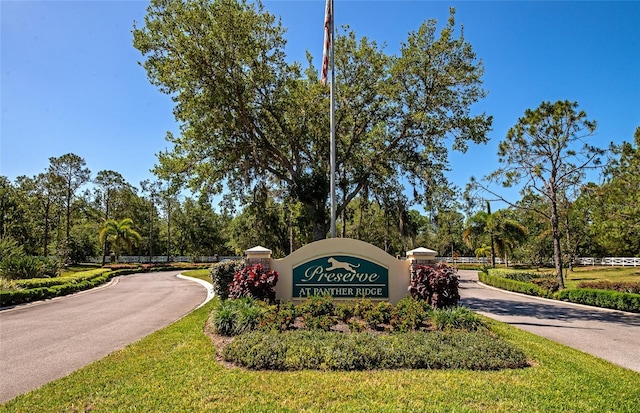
[489, 265, 640, 289]
[2, 300, 638, 412]
[563, 266, 640, 288]
[60, 263, 102, 277]
[181, 268, 211, 283]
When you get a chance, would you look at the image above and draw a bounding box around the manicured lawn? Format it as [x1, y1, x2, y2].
[490, 265, 640, 289]
[2, 300, 638, 412]
[60, 263, 102, 277]
[181, 268, 211, 283]
[564, 266, 640, 288]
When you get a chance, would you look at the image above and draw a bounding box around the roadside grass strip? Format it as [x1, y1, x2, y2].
[2, 300, 638, 412]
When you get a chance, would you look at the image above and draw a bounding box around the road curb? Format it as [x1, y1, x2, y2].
[176, 274, 214, 309]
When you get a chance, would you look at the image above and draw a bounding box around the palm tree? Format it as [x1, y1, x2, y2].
[99, 218, 142, 263]
[463, 205, 528, 267]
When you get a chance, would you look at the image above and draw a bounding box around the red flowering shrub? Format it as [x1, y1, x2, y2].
[409, 263, 459, 309]
[228, 264, 278, 302]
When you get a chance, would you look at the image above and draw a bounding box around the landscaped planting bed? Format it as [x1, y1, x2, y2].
[207, 296, 529, 371]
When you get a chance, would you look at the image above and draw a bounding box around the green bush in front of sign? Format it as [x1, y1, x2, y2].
[209, 259, 245, 300]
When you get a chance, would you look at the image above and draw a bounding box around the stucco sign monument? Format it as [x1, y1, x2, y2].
[245, 238, 436, 304]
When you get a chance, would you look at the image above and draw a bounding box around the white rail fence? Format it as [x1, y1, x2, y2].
[436, 256, 640, 267]
[88, 255, 639, 267]
[87, 255, 241, 264]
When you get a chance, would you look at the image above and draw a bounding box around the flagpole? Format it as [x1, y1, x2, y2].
[329, 0, 336, 238]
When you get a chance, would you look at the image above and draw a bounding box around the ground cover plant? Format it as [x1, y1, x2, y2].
[2, 299, 638, 412]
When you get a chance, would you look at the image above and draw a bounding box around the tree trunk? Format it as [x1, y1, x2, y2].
[550, 195, 565, 288]
[289, 208, 295, 254]
[43, 200, 50, 257]
[148, 201, 154, 264]
[341, 206, 347, 238]
[565, 213, 574, 272]
[166, 199, 171, 262]
[313, 220, 327, 241]
[101, 194, 110, 266]
[486, 201, 496, 268]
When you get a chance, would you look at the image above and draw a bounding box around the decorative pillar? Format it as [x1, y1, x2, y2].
[406, 247, 437, 272]
[245, 246, 272, 270]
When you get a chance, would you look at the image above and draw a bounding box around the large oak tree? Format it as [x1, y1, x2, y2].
[133, 0, 491, 240]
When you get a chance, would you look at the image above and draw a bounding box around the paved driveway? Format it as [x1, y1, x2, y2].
[458, 269, 640, 372]
[0, 271, 207, 403]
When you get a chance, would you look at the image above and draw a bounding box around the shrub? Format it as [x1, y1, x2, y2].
[479, 271, 552, 298]
[14, 269, 110, 289]
[356, 300, 392, 329]
[299, 294, 335, 317]
[391, 297, 429, 332]
[227, 264, 278, 302]
[531, 278, 560, 294]
[557, 289, 640, 313]
[0, 256, 60, 280]
[488, 269, 544, 282]
[0, 270, 113, 307]
[258, 301, 297, 332]
[209, 297, 264, 336]
[409, 263, 460, 308]
[303, 314, 337, 331]
[576, 280, 640, 294]
[222, 330, 528, 371]
[0, 237, 24, 261]
[0, 277, 17, 291]
[102, 263, 141, 270]
[334, 301, 355, 322]
[209, 259, 245, 299]
[430, 306, 484, 331]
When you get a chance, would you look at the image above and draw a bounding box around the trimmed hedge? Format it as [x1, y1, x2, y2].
[13, 269, 110, 289]
[223, 330, 529, 371]
[576, 280, 640, 294]
[557, 288, 640, 313]
[0, 265, 208, 307]
[478, 271, 553, 298]
[0, 271, 113, 307]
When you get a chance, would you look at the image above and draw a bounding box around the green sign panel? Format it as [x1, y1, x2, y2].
[293, 255, 389, 299]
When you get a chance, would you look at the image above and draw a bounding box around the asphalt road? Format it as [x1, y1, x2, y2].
[458, 269, 640, 373]
[0, 271, 207, 403]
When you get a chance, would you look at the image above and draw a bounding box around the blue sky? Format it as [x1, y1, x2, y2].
[2, 1, 639, 208]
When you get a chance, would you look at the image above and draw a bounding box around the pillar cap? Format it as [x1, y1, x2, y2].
[406, 247, 437, 258]
[244, 245, 271, 258]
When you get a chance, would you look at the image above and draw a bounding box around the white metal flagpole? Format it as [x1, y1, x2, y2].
[321, 0, 336, 238]
[329, 0, 336, 238]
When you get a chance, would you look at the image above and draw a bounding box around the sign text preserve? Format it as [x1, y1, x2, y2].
[293, 256, 389, 299]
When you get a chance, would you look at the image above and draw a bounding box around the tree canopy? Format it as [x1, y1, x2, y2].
[133, 0, 492, 239]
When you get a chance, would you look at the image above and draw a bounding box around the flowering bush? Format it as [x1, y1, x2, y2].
[409, 262, 459, 308]
[228, 264, 278, 302]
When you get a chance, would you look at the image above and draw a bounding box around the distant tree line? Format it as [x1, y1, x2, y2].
[0, 124, 637, 267]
